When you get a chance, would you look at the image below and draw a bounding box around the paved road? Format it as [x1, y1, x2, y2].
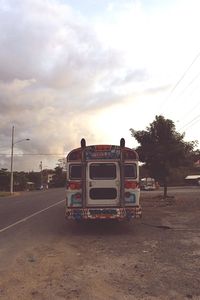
[0, 188, 66, 232]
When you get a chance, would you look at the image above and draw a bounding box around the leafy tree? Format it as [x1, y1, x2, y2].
[192, 149, 200, 168]
[27, 171, 41, 188]
[52, 166, 66, 187]
[130, 115, 197, 198]
[0, 168, 10, 191]
[56, 158, 66, 170]
[14, 171, 28, 191]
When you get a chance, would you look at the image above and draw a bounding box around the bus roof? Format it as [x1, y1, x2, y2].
[67, 144, 139, 162]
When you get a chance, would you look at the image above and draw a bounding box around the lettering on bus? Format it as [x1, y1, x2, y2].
[85, 149, 121, 160]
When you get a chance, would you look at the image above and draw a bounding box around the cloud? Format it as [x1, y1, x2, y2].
[0, 0, 134, 170]
[3, 0, 199, 171]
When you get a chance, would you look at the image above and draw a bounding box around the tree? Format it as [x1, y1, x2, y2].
[0, 168, 10, 191]
[130, 115, 197, 198]
[27, 171, 41, 188]
[192, 149, 200, 169]
[52, 166, 66, 187]
[14, 172, 28, 191]
[56, 158, 66, 170]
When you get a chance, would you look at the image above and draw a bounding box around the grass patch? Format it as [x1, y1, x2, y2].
[0, 192, 10, 197]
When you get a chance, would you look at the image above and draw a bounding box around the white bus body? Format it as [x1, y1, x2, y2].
[65, 139, 142, 221]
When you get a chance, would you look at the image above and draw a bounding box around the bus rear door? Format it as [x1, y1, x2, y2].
[86, 162, 120, 207]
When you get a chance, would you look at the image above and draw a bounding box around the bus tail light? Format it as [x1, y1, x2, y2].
[66, 181, 81, 190]
[125, 181, 138, 189]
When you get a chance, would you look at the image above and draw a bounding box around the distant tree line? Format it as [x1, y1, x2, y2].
[0, 165, 66, 191]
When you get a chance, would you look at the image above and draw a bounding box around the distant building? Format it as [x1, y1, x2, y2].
[185, 175, 200, 186]
[47, 174, 54, 183]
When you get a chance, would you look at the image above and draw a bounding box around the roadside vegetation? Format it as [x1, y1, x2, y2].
[0, 191, 11, 197]
[1, 115, 199, 195]
[0, 165, 66, 193]
[130, 115, 200, 198]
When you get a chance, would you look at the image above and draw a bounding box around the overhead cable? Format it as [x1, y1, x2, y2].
[178, 114, 200, 131]
[160, 51, 200, 112]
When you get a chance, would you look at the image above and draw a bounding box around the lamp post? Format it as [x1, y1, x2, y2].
[39, 161, 43, 189]
[10, 126, 30, 194]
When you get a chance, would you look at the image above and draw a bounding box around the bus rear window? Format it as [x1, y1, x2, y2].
[124, 164, 137, 178]
[90, 163, 116, 180]
[70, 164, 82, 179]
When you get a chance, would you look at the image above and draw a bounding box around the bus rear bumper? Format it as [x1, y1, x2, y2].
[65, 206, 142, 221]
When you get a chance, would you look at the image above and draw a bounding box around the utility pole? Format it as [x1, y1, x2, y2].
[10, 126, 14, 194]
[40, 161, 43, 189]
[10, 126, 30, 194]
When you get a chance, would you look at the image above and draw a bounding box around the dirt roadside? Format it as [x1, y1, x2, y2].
[0, 190, 200, 300]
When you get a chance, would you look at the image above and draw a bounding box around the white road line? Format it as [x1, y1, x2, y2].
[0, 199, 65, 234]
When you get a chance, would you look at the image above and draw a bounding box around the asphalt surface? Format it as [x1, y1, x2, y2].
[0, 188, 66, 232]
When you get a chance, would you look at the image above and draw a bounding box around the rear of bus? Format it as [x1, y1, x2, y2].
[65, 139, 142, 221]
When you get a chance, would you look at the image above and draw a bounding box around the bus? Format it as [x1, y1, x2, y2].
[65, 138, 142, 221]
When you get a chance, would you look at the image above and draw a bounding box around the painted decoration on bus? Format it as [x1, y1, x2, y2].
[85, 146, 121, 160]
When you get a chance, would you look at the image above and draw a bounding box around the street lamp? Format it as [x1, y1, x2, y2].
[10, 126, 30, 194]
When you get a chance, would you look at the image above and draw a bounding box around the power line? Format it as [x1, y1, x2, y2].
[160, 51, 200, 112]
[178, 100, 200, 124]
[158, 51, 200, 136]
[178, 114, 200, 131]
[177, 71, 200, 97]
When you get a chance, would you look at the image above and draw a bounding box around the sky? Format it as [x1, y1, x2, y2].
[0, 0, 200, 171]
